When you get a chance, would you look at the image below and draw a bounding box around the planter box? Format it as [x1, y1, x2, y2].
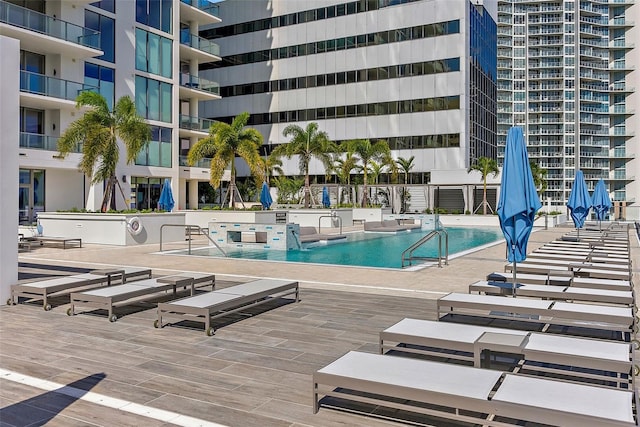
[36, 212, 185, 246]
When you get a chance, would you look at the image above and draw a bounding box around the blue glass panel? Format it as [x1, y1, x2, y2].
[149, 0, 160, 30]
[161, 0, 172, 33]
[101, 15, 115, 62]
[135, 75, 147, 118]
[136, 0, 147, 25]
[84, 62, 99, 79]
[161, 82, 171, 123]
[135, 28, 147, 72]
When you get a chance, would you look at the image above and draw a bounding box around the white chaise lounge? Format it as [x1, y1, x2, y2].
[68, 273, 215, 322]
[313, 351, 636, 426]
[379, 318, 633, 388]
[9, 267, 152, 310]
[469, 280, 634, 305]
[155, 279, 299, 335]
[437, 293, 634, 341]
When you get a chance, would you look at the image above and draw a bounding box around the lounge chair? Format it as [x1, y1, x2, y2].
[379, 318, 633, 388]
[437, 292, 634, 342]
[488, 271, 632, 292]
[527, 251, 630, 265]
[155, 279, 299, 335]
[363, 220, 408, 232]
[68, 273, 215, 322]
[29, 236, 83, 249]
[8, 267, 151, 310]
[519, 257, 630, 272]
[468, 280, 634, 305]
[313, 351, 636, 426]
[504, 262, 630, 280]
[298, 226, 346, 243]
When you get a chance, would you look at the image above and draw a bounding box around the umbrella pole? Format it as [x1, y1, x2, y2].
[512, 245, 517, 298]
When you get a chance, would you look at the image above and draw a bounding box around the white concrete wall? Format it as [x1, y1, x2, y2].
[37, 213, 185, 246]
[45, 169, 86, 212]
[0, 36, 20, 305]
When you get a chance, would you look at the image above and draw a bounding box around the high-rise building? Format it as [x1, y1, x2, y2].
[0, 0, 221, 223]
[497, 0, 638, 216]
[200, 0, 498, 213]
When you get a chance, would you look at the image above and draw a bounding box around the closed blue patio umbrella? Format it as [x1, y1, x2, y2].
[567, 170, 591, 240]
[158, 178, 175, 212]
[497, 127, 542, 295]
[260, 182, 273, 210]
[591, 179, 611, 229]
[322, 186, 330, 208]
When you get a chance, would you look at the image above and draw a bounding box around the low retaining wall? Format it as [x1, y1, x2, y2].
[36, 212, 185, 246]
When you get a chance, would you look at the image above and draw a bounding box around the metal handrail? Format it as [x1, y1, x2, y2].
[318, 213, 342, 235]
[160, 224, 227, 256]
[401, 227, 449, 268]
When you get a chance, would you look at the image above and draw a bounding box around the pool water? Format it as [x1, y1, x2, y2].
[185, 227, 504, 269]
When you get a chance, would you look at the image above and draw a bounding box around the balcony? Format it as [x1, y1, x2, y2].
[179, 114, 214, 137]
[0, 0, 101, 58]
[179, 73, 220, 100]
[179, 0, 221, 26]
[179, 155, 211, 168]
[19, 132, 82, 152]
[179, 29, 221, 63]
[20, 70, 98, 109]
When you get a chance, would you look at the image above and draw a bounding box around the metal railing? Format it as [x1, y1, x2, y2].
[159, 224, 227, 256]
[0, 0, 101, 49]
[401, 224, 448, 268]
[179, 73, 220, 96]
[180, 0, 220, 17]
[20, 70, 98, 101]
[318, 213, 342, 235]
[180, 29, 220, 56]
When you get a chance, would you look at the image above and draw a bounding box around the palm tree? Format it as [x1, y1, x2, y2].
[368, 161, 385, 185]
[343, 139, 390, 207]
[529, 160, 548, 197]
[332, 150, 358, 206]
[187, 112, 263, 209]
[272, 122, 335, 208]
[396, 156, 415, 184]
[258, 154, 283, 185]
[468, 156, 499, 215]
[57, 92, 151, 212]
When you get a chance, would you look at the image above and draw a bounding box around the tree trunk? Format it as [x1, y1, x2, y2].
[482, 178, 488, 215]
[100, 176, 115, 212]
[304, 168, 310, 208]
[361, 167, 368, 207]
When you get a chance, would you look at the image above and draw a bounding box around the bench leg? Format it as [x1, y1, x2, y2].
[154, 308, 163, 329]
[312, 382, 319, 413]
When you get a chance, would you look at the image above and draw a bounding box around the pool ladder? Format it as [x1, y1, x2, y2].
[401, 227, 448, 268]
[160, 224, 227, 256]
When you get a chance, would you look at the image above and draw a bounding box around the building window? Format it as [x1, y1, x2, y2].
[85, 10, 115, 62]
[130, 176, 163, 210]
[135, 76, 172, 122]
[135, 28, 173, 78]
[136, 0, 173, 34]
[135, 126, 172, 167]
[84, 63, 115, 109]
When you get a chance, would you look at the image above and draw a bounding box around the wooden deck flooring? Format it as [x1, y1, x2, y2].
[0, 264, 466, 427]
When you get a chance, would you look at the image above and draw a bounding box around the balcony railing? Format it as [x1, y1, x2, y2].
[20, 70, 98, 101]
[179, 155, 211, 168]
[180, 29, 220, 57]
[20, 132, 82, 152]
[180, 73, 220, 96]
[180, 0, 219, 17]
[0, 0, 100, 49]
[179, 114, 214, 132]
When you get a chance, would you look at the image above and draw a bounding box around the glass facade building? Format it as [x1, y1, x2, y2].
[497, 0, 637, 211]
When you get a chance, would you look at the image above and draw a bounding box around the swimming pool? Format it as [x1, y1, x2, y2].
[179, 227, 504, 269]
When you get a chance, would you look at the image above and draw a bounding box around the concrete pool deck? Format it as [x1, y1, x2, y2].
[1, 224, 638, 426]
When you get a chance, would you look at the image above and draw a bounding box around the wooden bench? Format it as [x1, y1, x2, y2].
[155, 279, 298, 335]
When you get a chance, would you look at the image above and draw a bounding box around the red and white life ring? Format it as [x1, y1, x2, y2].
[126, 217, 143, 235]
